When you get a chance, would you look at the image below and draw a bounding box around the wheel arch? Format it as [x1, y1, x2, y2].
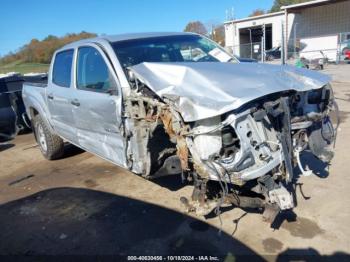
[28, 105, 56, 134]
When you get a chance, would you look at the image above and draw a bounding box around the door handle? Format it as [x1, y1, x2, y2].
[104, 127, 119, 134]
[71, 99, 80, 107]
[47, 94, 54, 100]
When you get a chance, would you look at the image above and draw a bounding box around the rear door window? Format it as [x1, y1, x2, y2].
[52, 50, 73, 87]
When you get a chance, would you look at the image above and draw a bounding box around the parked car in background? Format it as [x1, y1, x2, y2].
[23, 32, 336, 224]
[262, 46, 300, 61]
[345, 49, 350, 61]
[264, 46, 281, 60]
[0, 73, 46, 141]
[340, 39, 350, 61]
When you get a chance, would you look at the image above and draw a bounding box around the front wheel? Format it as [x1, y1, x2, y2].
[33, 115, 64, 160]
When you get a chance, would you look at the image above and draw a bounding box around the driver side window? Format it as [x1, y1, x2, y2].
[76, 46, 115, 92]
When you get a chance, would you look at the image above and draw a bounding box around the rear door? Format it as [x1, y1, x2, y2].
[47, 49, 78, 143]
[72, 44, 126, 167]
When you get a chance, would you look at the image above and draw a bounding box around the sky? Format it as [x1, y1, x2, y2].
[0, 0, 273, 56]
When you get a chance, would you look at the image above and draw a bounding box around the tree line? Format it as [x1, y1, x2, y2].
[184, 22, 225, 46]
[0, 31, 97, 65]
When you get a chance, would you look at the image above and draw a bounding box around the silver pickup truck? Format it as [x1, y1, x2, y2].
[23, 32, 337, 223]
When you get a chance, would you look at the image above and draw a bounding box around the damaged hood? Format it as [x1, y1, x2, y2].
[130, 62, 331, 122]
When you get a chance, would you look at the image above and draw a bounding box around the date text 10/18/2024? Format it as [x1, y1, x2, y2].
[127, 256, 220, 261]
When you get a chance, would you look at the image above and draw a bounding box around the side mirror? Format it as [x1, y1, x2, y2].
[128, 70, 135, 82]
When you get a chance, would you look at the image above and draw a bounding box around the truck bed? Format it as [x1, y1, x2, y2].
[24, 82, 47, 88]
[22, 81, 49, 126]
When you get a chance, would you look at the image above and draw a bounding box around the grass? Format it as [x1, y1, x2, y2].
[0, 61, 49, 74]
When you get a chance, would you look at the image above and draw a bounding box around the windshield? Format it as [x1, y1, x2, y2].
[111, 34, 237, 69]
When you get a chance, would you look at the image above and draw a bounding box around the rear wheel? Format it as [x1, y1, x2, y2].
[33, 115, 64, 160]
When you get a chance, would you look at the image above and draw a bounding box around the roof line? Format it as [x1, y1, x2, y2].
[224, 11, 284, 24]
[281, 0, 331, 10]
[225, 0, 343, 25]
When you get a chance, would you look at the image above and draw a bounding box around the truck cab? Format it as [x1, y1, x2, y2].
[23, 40, 127, 166]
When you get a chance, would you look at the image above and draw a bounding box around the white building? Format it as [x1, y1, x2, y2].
[224, 0, 350, 62]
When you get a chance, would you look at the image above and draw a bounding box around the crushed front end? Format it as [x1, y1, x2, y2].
[123, 62, 337, 224]
[180, 86, 336, 223]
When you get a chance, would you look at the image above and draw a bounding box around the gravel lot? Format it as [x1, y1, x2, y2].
[1, 64, 349, 260]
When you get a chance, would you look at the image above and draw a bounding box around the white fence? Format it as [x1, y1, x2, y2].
[230, 31, 350, 65]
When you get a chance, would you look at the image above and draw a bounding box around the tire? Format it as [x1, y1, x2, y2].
[33, 115, 64, 160]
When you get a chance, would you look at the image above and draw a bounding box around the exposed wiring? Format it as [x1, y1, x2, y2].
[188, 123, 225, 136]
[188, 115, 238, 136]
[202, 158, 227, 233]
[202, 154, 244, 234]
[327, 86, 339, 147]
[331, 100, 340, 147]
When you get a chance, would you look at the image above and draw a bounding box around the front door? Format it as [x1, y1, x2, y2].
[72, 45, 126, 167]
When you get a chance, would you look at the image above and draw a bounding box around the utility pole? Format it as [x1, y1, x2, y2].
[261, 24, 266, 63]
[284, 9, 288, 63]
[211, 24, 214, 40]
[226, 7, 235, 55]
[293, 23, 298, 58]
[281, 22, 285, 65]
[249, 28, 253, 59]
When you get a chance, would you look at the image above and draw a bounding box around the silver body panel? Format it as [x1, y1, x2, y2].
[23, 40, 128, 169]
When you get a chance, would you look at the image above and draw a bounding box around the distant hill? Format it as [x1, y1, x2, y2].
[0, 31, 97, 66]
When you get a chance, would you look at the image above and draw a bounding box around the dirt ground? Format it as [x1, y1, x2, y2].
[1, 64, 350, 260]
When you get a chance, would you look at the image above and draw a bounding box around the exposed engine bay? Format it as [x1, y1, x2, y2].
[121, 62, 337, 224]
